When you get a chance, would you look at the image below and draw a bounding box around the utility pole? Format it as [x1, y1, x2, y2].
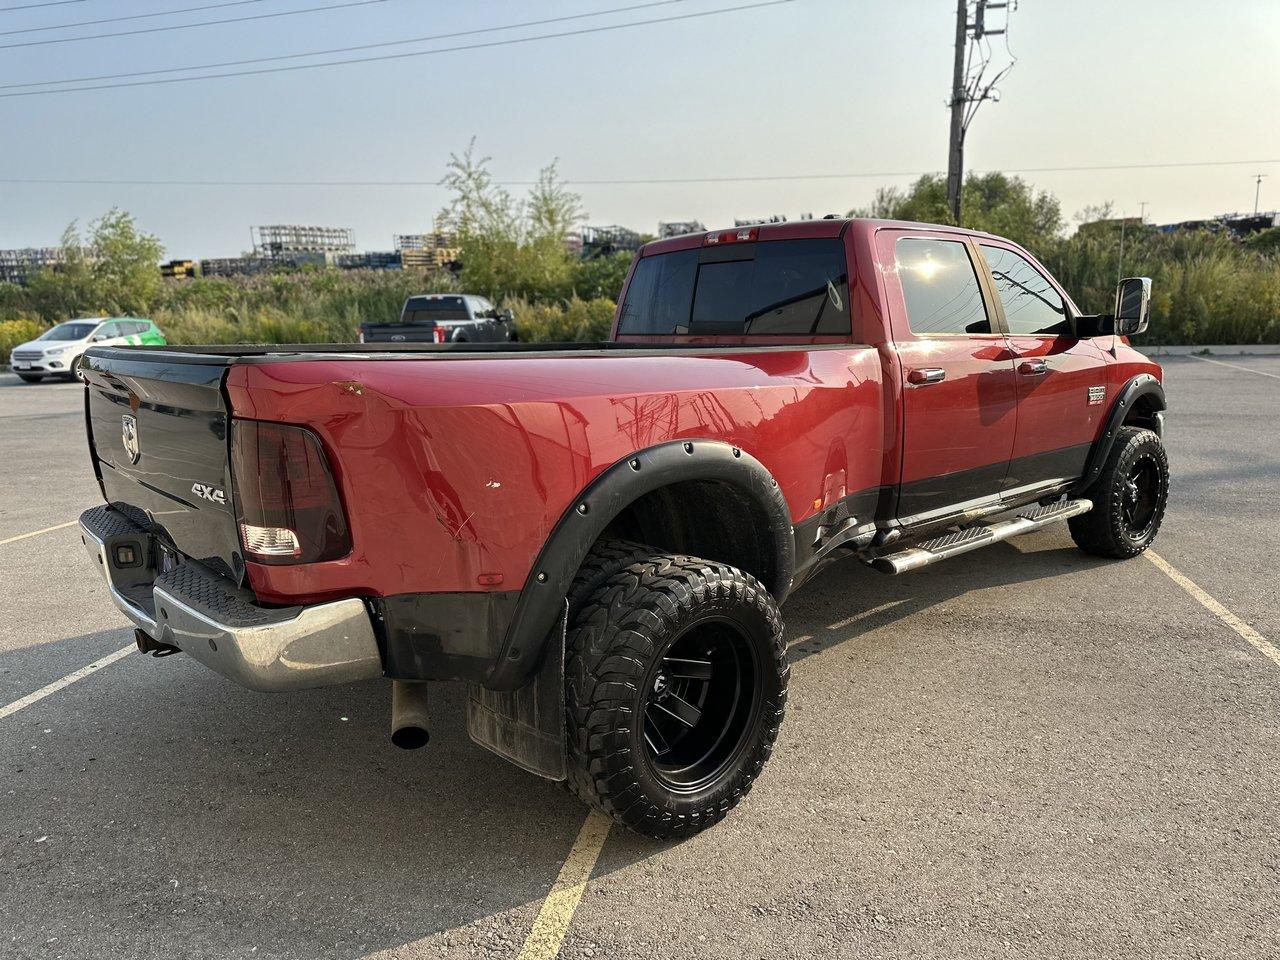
[946, 0, 968, 226]
[1253, 174, 1268, 216]
[1138, 201, 1149, 223]
[945, 1, 1014, 226]
[1117, 214, 1127, 285]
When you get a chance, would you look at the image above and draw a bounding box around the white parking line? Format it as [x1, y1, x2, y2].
[0, 645, 134, 721]
[516, 811, 612, 960]
[0, 520, 77, 547]
[1188, 355, 1280, 380]
[1145, 549, 1280, 667]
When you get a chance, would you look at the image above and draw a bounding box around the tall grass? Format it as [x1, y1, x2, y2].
[3, 226, 1278, 349]
[1042, 227, 1280, 345]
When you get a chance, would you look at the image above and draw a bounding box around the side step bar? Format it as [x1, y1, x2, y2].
[871, 499, 1093, 575]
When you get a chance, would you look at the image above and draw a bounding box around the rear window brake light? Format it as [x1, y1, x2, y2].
[704, 227, 759, 246]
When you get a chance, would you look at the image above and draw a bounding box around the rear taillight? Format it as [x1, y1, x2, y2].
[432, 327, 447, 343]
[230, 420, 351, 565]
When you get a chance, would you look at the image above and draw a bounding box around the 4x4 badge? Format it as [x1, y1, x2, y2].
[191, 482, 227, 505]
[121, 415, 140, 463]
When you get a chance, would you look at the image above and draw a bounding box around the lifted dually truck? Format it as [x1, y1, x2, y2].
[77, 219, 1169, 839]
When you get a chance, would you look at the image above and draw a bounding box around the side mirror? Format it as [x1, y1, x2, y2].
[499, 308, 514, 323]
[1114, 276, 1152, 337]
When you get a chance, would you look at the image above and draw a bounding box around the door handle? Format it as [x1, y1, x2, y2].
[1018, 359, 1049, 376]
[907, 367, 946, 386]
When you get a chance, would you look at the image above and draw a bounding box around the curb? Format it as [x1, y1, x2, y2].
[1142, 344, 1280, 357]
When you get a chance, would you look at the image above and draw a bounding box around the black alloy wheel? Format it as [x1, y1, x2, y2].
[1069, 425, 1169, 558]
[642, 618, 759, 793]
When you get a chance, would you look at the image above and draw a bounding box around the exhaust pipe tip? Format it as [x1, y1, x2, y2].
[390, 680, 431, 750]
[390, 726, 430, 750]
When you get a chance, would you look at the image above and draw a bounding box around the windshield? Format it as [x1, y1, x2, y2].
[38, 322, 98, 341]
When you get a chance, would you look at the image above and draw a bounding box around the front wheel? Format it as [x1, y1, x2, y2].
[565, 553, 788, 839]
[1069, 426, 1169, 558]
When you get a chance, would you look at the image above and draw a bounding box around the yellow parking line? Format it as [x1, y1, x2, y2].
[0, 645, 134, 721]
[0, 520, 77, 547]
[516, 811, 612, 960]
[1145, 549, 1280, 667]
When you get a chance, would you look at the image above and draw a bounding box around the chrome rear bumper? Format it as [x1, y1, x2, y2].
[79, 505, 383, 692]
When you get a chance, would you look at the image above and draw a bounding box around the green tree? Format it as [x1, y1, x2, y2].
[574, 250, 634, 300]
[851, 172, 1064, 255]
[437, 141, 585, 302]
[24, 209, 164, 321]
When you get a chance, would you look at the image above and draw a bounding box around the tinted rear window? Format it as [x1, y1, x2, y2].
[618, 239, 850, 336]
[403, 298, 469, 322]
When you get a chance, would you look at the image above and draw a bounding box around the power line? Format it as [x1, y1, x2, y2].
[0, 0, 270, 37]
[0, 0, 794, 95]
[0, 159, 1274, 188]
[0, 0, 683, 90]
[0, 0, 391, 50]
[0, 0, 89, 10]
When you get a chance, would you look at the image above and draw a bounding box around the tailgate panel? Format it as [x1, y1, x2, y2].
[84, 352, 243, 580]
[360, 322, 437, 343]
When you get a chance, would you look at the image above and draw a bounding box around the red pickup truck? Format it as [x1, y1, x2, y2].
[77, 218, 1168, 839]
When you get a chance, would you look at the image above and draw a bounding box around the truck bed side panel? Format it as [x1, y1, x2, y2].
[224, 347, 885, 604]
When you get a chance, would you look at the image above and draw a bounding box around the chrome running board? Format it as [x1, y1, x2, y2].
[871, 499, 1093, 575]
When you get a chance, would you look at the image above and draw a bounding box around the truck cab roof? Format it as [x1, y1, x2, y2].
[638, 217, 1008, 258]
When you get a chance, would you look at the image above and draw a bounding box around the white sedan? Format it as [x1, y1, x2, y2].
[8, 317, 166, 383]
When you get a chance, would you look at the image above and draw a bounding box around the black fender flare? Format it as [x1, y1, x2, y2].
[484, 439, 795, 690]
[1074, 374, 1166, 493]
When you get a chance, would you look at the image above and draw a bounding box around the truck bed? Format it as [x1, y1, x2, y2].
[86, 341, 851, 363]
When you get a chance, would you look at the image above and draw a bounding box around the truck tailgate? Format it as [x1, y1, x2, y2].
[359, 322, 437, 343]
[83, 350, 243, 580]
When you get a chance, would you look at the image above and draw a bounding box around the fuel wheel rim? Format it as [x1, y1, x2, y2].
[1122, 455, 1161, 540]
[641, 617, 760, 794]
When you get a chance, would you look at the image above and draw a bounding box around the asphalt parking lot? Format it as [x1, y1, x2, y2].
[1, 355, 1278, 960]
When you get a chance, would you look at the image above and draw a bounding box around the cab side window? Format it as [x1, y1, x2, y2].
[894, 238, 991, 336]
[980, 245, 1070, 336]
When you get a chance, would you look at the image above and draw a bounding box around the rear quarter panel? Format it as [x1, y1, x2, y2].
[225, 348, 885, 604]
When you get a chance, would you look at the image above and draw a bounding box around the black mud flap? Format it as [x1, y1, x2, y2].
[466, 603, 567, 780]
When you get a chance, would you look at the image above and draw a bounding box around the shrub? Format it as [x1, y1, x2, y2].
[0, 317, 45, 358]
[510, 297, 616, 343]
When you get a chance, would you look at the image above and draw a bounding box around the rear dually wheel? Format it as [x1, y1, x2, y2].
[565, 553, 788, 839]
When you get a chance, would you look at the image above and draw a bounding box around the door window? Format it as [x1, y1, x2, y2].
[980, 245, 1070, 336]
[617, 239, 850, 336]
[894, 238, 991, 336]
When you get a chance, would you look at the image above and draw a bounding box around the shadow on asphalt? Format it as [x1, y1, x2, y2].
[1, 538, 1110, 957]
[0, 643, 650, 957]
[783, 538, 1107, 665]
[0, 376, 80, 388]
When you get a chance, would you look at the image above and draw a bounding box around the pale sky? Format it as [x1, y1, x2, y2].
[1, 0, 1278, 257]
